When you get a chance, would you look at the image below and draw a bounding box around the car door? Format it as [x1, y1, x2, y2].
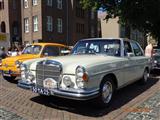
[123, 41, 138, 84]
[130, 41, 146, 79]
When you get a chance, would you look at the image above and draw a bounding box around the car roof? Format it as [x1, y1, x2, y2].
[79, 38, 137, 42]
[32, 43, 68, 47]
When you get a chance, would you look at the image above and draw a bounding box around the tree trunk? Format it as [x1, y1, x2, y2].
[125, 24, 131, 39]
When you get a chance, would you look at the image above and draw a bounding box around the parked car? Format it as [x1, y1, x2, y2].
[1, 43, 70, 81]
[151, 47, 160, 71]
[20, 38, 150, 107]
[153, 46, 160, 55]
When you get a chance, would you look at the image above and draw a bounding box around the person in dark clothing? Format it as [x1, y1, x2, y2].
[0, 46, 7, 60]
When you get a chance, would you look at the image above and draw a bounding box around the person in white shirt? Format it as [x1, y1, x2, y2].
[145, 42, 153, 58]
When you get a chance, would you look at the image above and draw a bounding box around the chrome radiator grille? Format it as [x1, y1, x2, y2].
[36, 60, 62, 87]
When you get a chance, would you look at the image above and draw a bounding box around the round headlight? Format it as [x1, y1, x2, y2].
[20, 64, 27, 71]
[21, 71, 27, 79]
[27, 72, 35, 81]
[15, 60, 22, 68]
[76, 66, 88, 80]
[76, 66, 88, 88]
[154, 60, 157, 64]
[63, 76, 73, 87]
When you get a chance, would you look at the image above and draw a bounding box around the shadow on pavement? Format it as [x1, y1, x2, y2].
[4, 79, 18, 84]
[30, 77, 159, 117]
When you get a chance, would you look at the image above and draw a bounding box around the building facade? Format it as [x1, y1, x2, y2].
[0, 0, 22, 44]
[98, 11, 147, 49]
[21, 0, 98, 45]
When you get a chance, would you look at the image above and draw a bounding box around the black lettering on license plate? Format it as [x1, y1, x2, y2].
[32, 87, 50, 96]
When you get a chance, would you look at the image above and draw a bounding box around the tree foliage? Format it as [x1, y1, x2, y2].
[80, 0, 160, 44]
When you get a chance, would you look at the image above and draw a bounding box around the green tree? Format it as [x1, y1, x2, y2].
[80, 0, 160, 46]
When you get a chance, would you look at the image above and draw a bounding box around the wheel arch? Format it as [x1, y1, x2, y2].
[101, 73, 118, 89]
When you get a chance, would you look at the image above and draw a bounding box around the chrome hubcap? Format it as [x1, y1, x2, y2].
[144, 70, 149, 82]
[102, 81, 113, 103]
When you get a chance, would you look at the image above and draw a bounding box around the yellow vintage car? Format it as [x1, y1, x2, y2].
[0, 43, 70, 80]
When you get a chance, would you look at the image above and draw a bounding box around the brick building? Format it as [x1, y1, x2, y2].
[0, 0, 22, 44]
[0, 0, 97, 46]
[21, 0, 98, 45]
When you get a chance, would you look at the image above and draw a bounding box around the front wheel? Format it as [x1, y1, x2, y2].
[94, 77, 115, 108]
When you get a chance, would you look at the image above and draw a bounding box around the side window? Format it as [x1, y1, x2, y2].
[89, 43, 100, 53]
[124, 41, 132, 56]
[131, 42, 143, 56]
[42, 46, 60, 56]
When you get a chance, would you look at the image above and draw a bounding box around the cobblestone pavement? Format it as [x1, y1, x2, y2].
[0, 74, 160, 120]
[124, 91, 160, 120]
[0, 108, 25, 120]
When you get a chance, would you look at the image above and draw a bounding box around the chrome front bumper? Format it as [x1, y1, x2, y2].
[32, 85, 100, 100]
[18, 80, 34, 89]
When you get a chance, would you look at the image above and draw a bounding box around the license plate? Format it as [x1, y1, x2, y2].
[3, 73, 11, 77]
[3, 71, 11, 77]
[32, 86, 50, 96]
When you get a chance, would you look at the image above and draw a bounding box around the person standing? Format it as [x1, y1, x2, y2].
[145, 41, 153, 57]
[0, 46, 7, 60]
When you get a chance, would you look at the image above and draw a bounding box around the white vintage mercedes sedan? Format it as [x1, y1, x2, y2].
[19, 38, 150, 107]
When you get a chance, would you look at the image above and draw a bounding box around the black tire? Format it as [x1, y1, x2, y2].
[3, 76, 16, 81]
[140, 68, 149, 85]
[94, 77, 115, 108]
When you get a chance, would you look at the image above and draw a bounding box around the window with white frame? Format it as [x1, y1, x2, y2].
[57, 0, 62, 9]
[33, 16, 38, 32]
[47, 16, 53, 32]
[47, 0, 52, 6]
[24, 0, 29, 8]
[57, 18, 62, 33]
[33, 0, 38, 6]
[24, 18, 29, 33]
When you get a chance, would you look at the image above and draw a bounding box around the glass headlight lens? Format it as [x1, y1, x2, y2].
[63, 76, 73, 87]
[20, 64, 27, 71]
[21, 71, 26, 79]
[15, 60, 22, 68]
[27, 72, 35, 81]
[154, 60, 157, 64]
[76, 66, 88, 88]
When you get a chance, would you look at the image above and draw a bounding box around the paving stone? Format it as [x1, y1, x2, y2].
[123, 91, 160, 120]
[0, 108, 25, 120]
[0, 75, 159, 120]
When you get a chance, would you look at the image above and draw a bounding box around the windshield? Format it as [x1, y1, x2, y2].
[71, 39, 121, 56]
[22, 45, 42, 54]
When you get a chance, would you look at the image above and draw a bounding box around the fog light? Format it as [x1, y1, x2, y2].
[63, 76, 73, 87]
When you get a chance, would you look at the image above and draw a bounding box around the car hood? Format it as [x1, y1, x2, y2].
[45, 55, 123, 74]
[2, 54, 40, 65]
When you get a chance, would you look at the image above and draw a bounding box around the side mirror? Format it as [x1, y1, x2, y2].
[61, 50, 70, 55]
[127, 53, 134, 57]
